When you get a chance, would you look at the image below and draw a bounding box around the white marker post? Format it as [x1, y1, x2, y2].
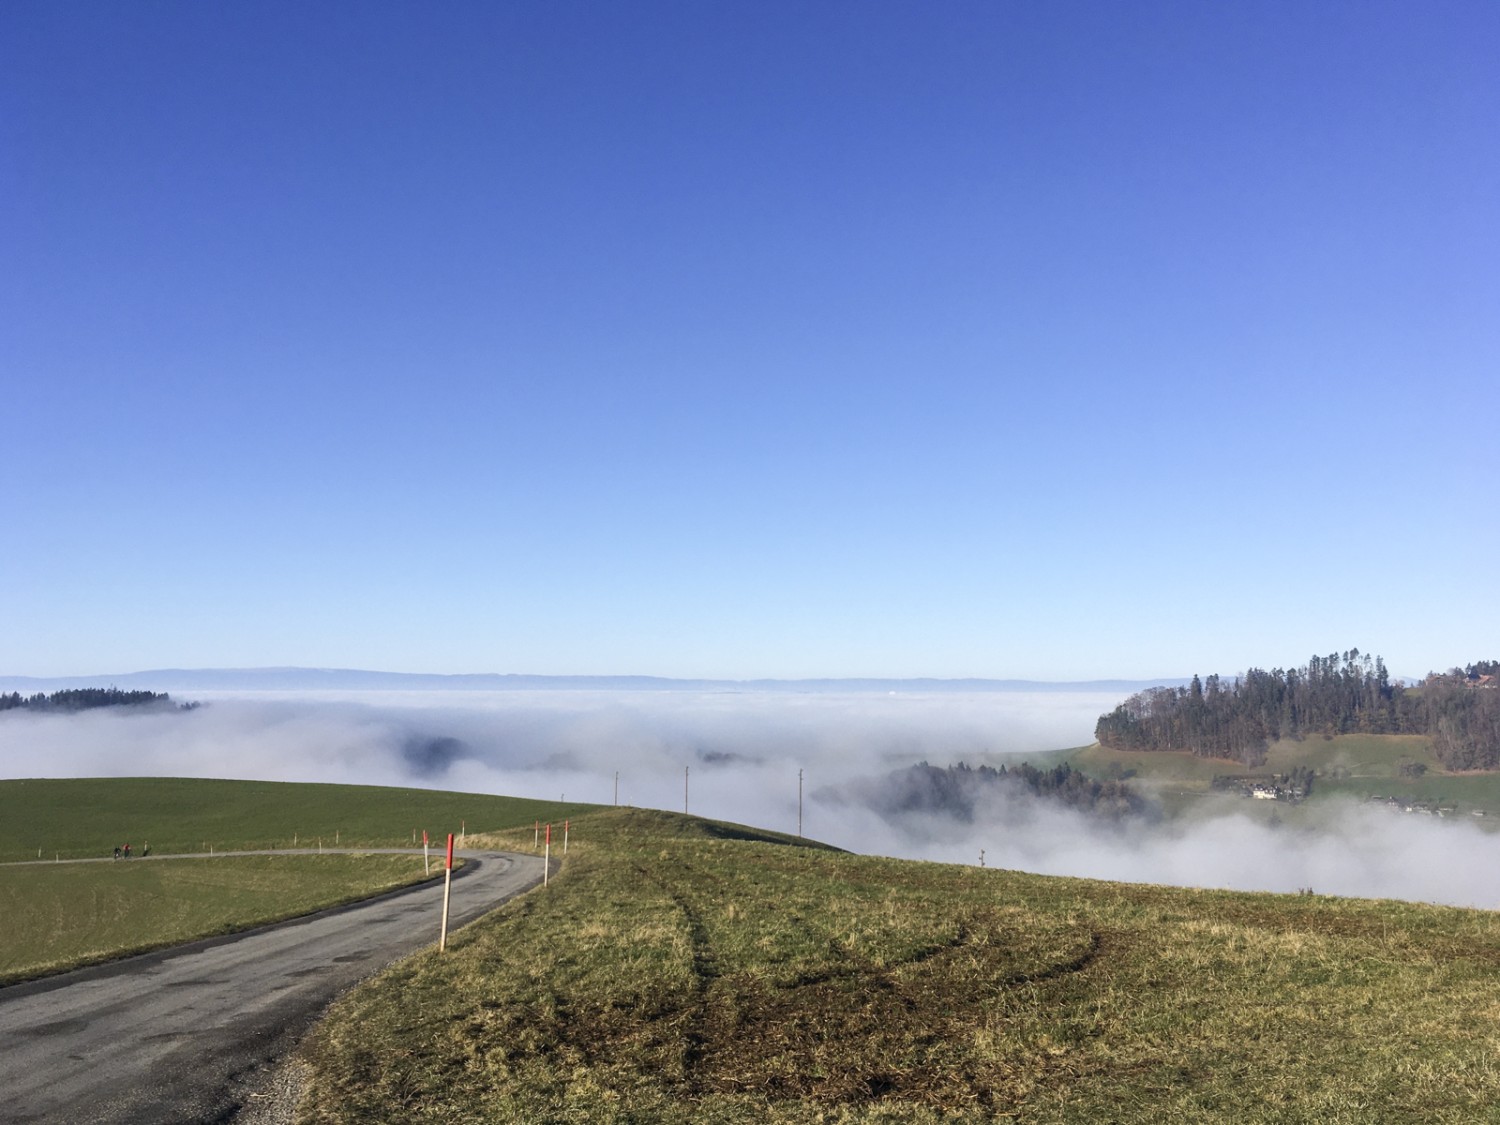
[423, 830, 430, 876]
[563, 819, 569, 855]
[461, 819, 466, 848]
[438, 832, 454, 952]
[544, 823, 551, 887]
[534, 820, 539, 848]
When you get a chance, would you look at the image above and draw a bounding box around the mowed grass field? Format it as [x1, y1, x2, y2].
[0, 853, 432, 984]
[0, 778, 598, 983]
[300, 808, 1500, 1124]
[0, 777, 597, 861]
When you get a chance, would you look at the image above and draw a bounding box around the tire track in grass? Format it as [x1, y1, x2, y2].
[615, 853, 1109, 1111]
[630, 862, 722, 1093]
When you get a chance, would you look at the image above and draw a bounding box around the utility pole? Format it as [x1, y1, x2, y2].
[798, 768, 803, 837]
[684, 765, 689, 814]
[614, 770, 619, 807]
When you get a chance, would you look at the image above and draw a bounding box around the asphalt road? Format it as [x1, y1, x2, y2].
[0, 849, 545, 1124]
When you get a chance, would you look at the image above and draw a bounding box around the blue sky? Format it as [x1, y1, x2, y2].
[3, 2, 1496, 681]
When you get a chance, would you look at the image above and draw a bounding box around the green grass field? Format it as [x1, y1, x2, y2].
[0, 777, 598, 983]
[15, 771, 1500, 1119]
[0, 853, 435, 984]
[1063, 732, 1500, 817]
[299, 807, 1500, 1124]
[1069, 733, 1443, 791]
[0, 777, 598, 862]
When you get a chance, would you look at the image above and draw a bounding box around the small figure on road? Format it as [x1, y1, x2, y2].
[123, 843, 132, 858]
[113, 846, 120, 860]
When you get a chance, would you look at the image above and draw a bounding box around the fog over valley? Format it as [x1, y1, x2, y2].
[4, 686, 1498, 911]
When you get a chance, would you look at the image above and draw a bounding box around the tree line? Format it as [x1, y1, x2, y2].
[1095, 650, 1500, 769]
[867, 759, 1149, 822]
[0, 687, 182, 713]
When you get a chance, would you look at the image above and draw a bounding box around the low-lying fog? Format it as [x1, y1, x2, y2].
[4, 688, 1498, 910]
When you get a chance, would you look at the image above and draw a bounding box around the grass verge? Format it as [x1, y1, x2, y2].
[299, 808, 1500, 1123]
[0, 853, 434, 984]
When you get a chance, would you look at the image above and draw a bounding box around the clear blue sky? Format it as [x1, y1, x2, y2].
[3, 2, 1496, 681]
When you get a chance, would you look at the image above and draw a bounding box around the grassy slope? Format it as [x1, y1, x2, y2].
[0, 778, 599, 983]
[300, 808, 1500, 1124]
[0, 854, 432, 984]
[1065, 733, 1500, 818]
[0, 777, 598, 861]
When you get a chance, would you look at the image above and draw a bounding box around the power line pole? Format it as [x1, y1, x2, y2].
[614, 770, 619, 806]
[684, 765, 690, 814]
[798, 768, 803, 837]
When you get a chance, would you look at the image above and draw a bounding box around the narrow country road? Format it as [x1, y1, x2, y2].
[0, 849, 545, 1124]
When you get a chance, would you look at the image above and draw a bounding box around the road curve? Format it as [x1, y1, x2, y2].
[0, 849, 545, 1124]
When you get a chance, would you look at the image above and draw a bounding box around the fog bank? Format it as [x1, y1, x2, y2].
[4, 689, 1498, 910]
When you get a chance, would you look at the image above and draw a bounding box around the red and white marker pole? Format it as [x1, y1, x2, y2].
[438, 832, 455, 952]
[544, 823, 551, 886]
[423, 830, 430, 876]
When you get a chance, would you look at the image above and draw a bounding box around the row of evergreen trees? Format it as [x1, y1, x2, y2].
[872, 760, 1148, 821]
[1094, 651, 1500, 769]
[0, 687, 175, 713]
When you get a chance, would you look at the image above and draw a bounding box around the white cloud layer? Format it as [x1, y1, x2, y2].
[4, 689, 1498, 910]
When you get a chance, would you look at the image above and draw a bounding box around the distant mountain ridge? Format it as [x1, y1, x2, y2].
[0, 667, 1180, 694]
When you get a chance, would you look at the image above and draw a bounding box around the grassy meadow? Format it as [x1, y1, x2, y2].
[300, 807, 1500, 1123]
[0, 776, 597, 862]
[0, 853, 435, 984]
[0, 777, 596, 983]
[1064, 732, 1500, 821]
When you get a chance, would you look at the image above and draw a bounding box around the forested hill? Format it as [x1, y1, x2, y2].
[1095, 651, 1500, 769]
[0, 687, 183, 714]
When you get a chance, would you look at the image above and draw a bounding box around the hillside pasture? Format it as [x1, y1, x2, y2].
[0, 777, 597, 862]
[1067, 734, 1500, 827]
[300, 808, 1500, 1123]
[1263, 733, 1440, 778]
[0, 853, 432, 984]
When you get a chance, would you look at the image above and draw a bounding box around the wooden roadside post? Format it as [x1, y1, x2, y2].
[438, 832, 454, 952]
[544, 823, 551, 886]
[563, 819, 569, 854]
